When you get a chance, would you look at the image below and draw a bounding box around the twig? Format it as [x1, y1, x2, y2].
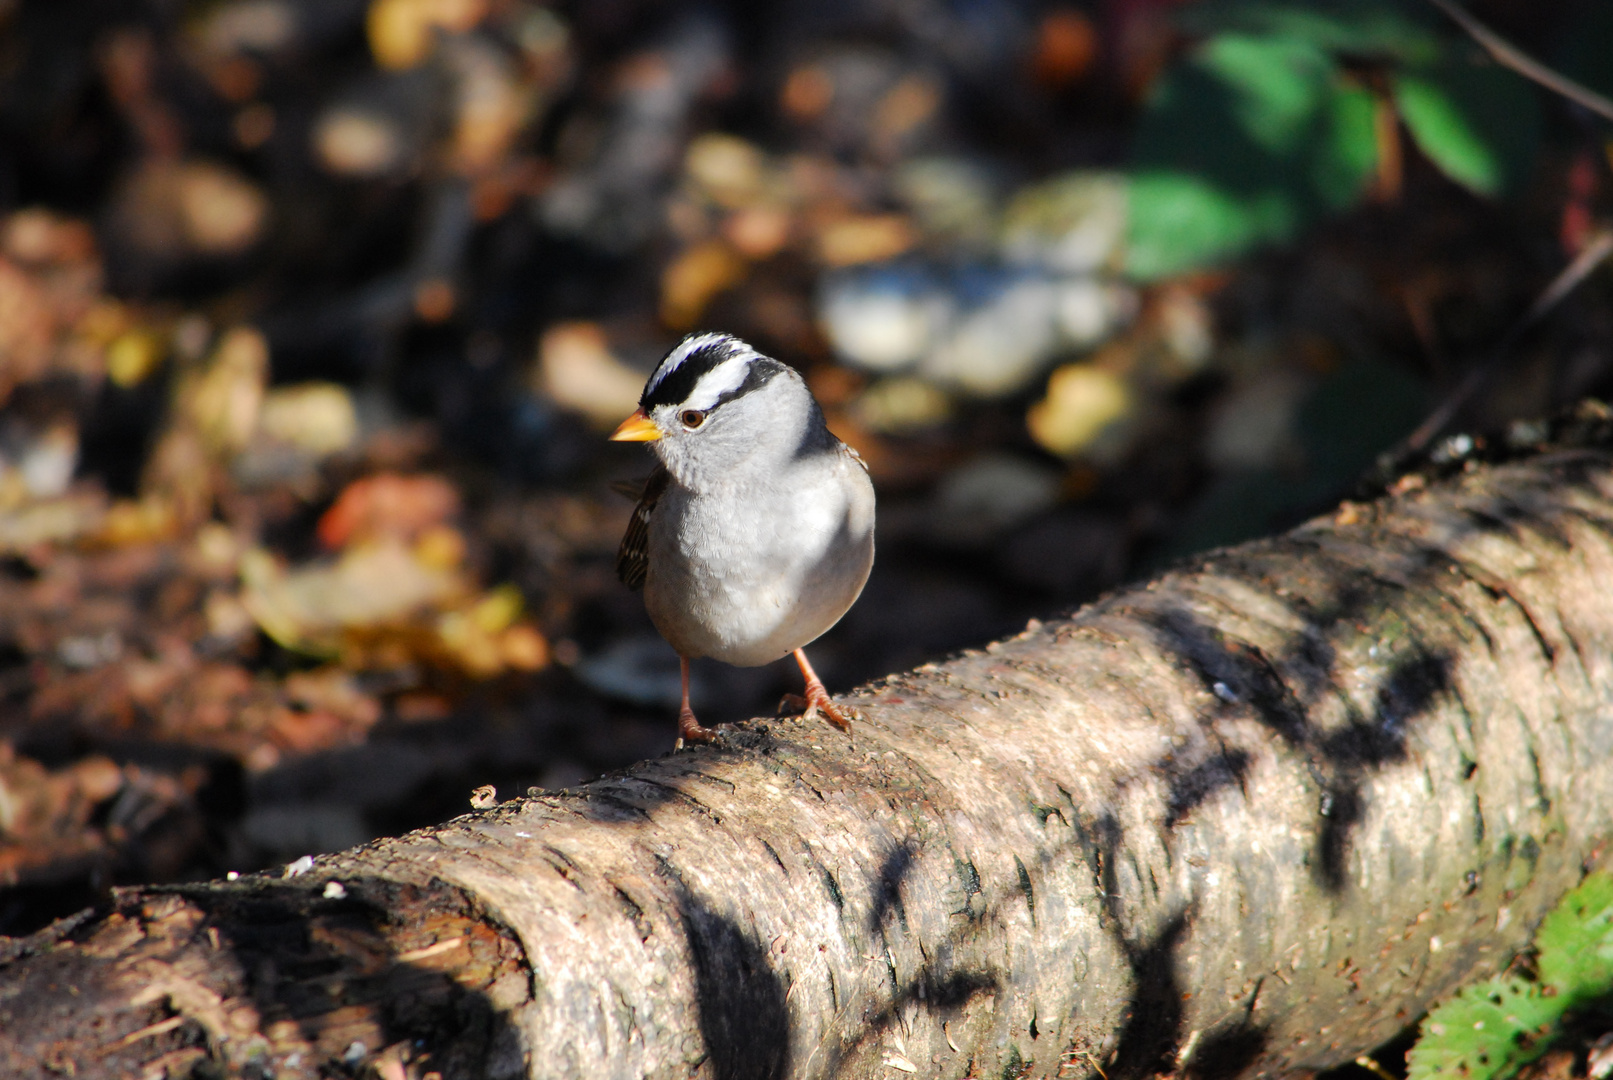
[1401, 228, 1613, 454]
[1355, 1055, 1398, 1080]
[102, 1015, 185, 1054]
[1424, 0, 1613, 124]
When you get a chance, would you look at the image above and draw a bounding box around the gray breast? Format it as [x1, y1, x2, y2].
[643, 448, 874, 667]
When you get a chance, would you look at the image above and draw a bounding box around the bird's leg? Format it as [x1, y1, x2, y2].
[676, 656, 718, 746]
[780, 648, 857, 732]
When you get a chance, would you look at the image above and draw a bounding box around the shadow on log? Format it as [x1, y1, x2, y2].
[9, 421, 1613, 1079]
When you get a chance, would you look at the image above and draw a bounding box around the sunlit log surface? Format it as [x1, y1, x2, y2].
[7, 425, 1613, 1080]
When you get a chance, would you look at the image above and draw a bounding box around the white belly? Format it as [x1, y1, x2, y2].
[643, 457, 875, 667]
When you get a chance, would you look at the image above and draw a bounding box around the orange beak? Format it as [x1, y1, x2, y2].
[609, 408, 662, 442]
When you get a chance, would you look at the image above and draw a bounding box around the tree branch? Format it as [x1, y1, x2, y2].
[1425, 0, 1613, 123]
[9, 418, 1613, 1079]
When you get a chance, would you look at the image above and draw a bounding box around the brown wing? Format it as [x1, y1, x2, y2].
[616, 467, 670, 590]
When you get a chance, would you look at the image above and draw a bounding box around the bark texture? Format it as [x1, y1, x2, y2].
[8, 438, 1613, 1080]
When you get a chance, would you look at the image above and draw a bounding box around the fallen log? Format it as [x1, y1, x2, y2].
[7, 421, 1613, 1080]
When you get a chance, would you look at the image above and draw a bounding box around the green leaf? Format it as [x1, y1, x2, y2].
[1124, 0, 1538, 277]
[1125, 33, 1346, 279]
[1405, 977, 1561, 1080]
[1313, 83, 1380, 209]
[1178, 0, 1444, 65]
[1125, 171, 1295, 280]
[1536, 871, 1613, 1003]
[1392, 74, 1502, 195]
[1196, 33, 1332, 153]
[1393, 55, 1538, 198]
[1124, 16, 1383, 278]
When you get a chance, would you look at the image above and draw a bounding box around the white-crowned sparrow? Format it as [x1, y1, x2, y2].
[610, 332, 876, 744]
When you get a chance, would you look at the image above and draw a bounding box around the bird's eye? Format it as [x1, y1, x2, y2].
[680, 409, 706, 429]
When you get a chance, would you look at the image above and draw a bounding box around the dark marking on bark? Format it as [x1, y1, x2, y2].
[815, 951, 997, 1080]
[1086, 805, 1197, 1076]
[541, 855, 583, 890]
[759, 837, 789, 876]
[1095, 813, 1122, 927]
[675, 886, 790, 1080]
[1461, 494, 1574, 550]
[1015, 855, 1036, 928]
[541, 845, 583, 890]
[1187, 1020, 1268, 1080]
[929, 968, 998, 1007]
[1316, 784, 1363, 893]
[651, 853, 687, 888]
[1108, 908, 1192, 1079]
[1424, 564, 1497, 652]
[1501, 588, 1557, 665]
[869, 839, 917, 933]
[576, 791, 653, 822]
[1563, 621, 1594, 687]
[1164, 749, 1252, 829]
[611, 881, 651, 942]
[1129, 605, 1322, 786]
[628, 777, 719, 821]
[1527, 746, 1551, 813]
[1029, 799, 1068, 828]
[1473, 793, 1485, 845]
[820, 865, 844, 913]
[682, 769, 738, 793]
[1313, 651, 1450, 892]
[954, 855, 983, 919]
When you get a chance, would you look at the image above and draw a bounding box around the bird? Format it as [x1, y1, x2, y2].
[610, 332, 876, 745]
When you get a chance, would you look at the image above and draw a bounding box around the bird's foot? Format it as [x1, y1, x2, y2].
[778, 687, 858, 733]
[677, 706, 719, 746]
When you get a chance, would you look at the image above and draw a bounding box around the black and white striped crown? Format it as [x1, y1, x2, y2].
[641, 332, 786, 413]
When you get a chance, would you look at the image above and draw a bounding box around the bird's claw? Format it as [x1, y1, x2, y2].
[677, 707, 719, 746]
[778, 690, 857, 732]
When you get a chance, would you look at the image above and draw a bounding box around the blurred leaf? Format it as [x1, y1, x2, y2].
[1393, 56, 1538, 197]
[1199, 34, 1332, 153]
[368, 0, 488, 71]
[1027, 363, 1132, 457]
[1126, 31, 1372, 278]
[1127, 171, 1299, 281]
[258, 383, 358, 457]
[1127, 0, 1539, 278]
[1536, 871, 1613, 1004]
[1314, 84, 1380, 209]
[316, 472, 460, 550]
[660, 240, 746, 329]
[240, 542, 464, 658]
[1406, 977, 1559, 1080]
[1179, 0, 1443, 64]
[1393, 75, 1499, 194]
[535, 322, 645, 430]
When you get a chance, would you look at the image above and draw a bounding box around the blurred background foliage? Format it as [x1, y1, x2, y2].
[0, 1, 1612, 1020]
[1128, 0, 1541, 278]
